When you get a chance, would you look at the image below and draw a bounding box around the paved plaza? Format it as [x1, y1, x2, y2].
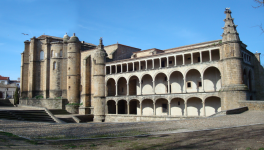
[0, 110, 264, 140]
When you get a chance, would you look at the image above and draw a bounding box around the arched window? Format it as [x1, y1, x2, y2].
[60, 50, 62, 57]
[53, 61, 56, 70]
[40, 51, 44, 60]
[51, 50, 54, 57]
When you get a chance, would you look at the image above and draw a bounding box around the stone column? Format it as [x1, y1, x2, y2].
[203, 101, 205, 117]
[145, 60, 147, 70]
[115, 65, 117, 73]
[127, 83, 129, 96]
[110, 65, 112, 74]
[153, 102, 156, 115]
[116, 102, 118, 114]
[168, 80, 170, 93]
[167, 57, 169, 67]
[153, 80, 155, 94]
[182, 54, 185, 65]
[139, 61, 141, 71]
[105, 66, 107, 75]
[191, 53, 193, 64]
[126, 63, 128, 72]
[152, 59, 154, 69]
[133, 62, 135, 71]
[139, 82, 142, 95]
[140, 102, 142, 115]
[209, 50, 212, 61]
[127, 103, 130, 114]
[200, 52, 202, 63]
[121, 64, 123, 73]
[115, 84, 118, 96]
[174, 55, 177, 66]
[168, 101, 171, 116]
[201, 75, 204, 92]
[185, 101, 187, 117]
[159, 58, 161, 68]
[183, 78, 186, 93]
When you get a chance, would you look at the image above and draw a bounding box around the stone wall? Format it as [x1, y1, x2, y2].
[19, 98, 68, 109]
[238, 100, 264, 111]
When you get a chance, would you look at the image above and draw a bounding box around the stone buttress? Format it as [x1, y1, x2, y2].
[220, 8, 248, 110]
[93, 38, 107, 122]
[66, 33, 81, 113]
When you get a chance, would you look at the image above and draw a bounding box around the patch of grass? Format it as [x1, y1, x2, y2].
[64, 144, 77, 149]
[147, 136, 160, 139]
[0, 131, 19, 138]
[259, 148, 264, 150]
[89, 143, 97, 147]
[40, 136, 66, 140]
[79, 145, 86, 147]
[25, 140, 38, 145]
[246, 148, 251, 150]
[0, 138, 7, 142]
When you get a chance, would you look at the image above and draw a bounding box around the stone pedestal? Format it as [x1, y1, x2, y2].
[66, 105, 79, 114]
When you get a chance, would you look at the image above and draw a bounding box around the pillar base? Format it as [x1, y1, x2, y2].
[66, 105, 79, 114]
[93, 115, 105, 122]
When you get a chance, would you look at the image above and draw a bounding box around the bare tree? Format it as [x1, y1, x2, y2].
[252, 0, 264, 34]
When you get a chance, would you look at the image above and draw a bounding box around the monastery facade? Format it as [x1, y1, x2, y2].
[20, 9, 264, 122]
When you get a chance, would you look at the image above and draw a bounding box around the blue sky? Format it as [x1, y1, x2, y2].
[0, 0, 263, 80]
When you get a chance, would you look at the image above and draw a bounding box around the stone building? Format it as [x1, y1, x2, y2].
[20, 9, 264, 122]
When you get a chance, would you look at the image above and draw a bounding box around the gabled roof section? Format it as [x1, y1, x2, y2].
[0, 75, 9, 80]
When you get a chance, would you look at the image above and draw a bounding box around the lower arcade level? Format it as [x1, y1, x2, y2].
[106, 92, 221, 117]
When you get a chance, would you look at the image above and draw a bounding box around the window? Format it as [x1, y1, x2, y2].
[161, 61, 165, 67]
[122, 87, 124, 92]
[162, 104, 167, 113]
[187, 82, 191, 88]
[178, 101, 180, 105]
[40, 51, 44, 60]
[164, 77, 167, 81]
[198, 81, 202, 87]
[141, 66, 143, 69]
[53, 62, 56, 70]
[187, 57, 191, 60]
[169, 61, 172, 64]
[60, 50, 63, 57]
[198, 57, 200, 62]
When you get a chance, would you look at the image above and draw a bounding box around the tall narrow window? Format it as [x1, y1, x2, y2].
[51, 50, 54, 57]
[60, 50, 63, 57]
[40, 51, 44, 60]
[53, 62, 56, 70]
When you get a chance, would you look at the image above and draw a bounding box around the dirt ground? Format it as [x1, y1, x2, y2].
[0, 124, 264, 150]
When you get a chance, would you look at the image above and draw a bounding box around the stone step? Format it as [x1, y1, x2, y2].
[49, 109, 71, 115]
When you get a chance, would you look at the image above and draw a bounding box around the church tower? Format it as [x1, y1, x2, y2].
[220, 8, 248, 110]
[93, 38, 107, 122]
[66, 33, 81, 113]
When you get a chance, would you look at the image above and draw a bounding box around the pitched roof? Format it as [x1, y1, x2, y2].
[0, 75, 9, 80]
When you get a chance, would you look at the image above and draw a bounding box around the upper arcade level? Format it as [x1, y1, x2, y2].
[105, 41, 221, 75]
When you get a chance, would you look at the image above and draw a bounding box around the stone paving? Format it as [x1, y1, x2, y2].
[0, 111, 264, 140]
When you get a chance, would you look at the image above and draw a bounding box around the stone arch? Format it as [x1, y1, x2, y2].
[186, 97, 203, 116]
[129, 99, 140, 115]
[141, 74, 153, 95]
[204, 96, 221, 116]
[107, 100, 116, 114]
[106, 78, 115, 96]
[243, 68, 248, 87]
[117, 77, 127, 95]
[128, 75, 140, 95]
[153, 71, 168, 80]
[154, 72, 168, 94]
[142, 99, 154, 116]
[169, 70, 184, 93]
[203, 66, 221, 92]
[184, 68, 202, 77]
[171, 97, 185, 116]
[140, 73, 153, 81]
[201, 65, 220, 76]
[185, 69, 202, 93]
[155, 98, 169, 116]
[248, 69, 253, 91]
[116, 76, 127, 84]
[117, 99, 127, 114]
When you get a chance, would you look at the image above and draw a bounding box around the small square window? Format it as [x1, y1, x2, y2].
[198, 57, 200, 62]
[187, 82, 191, 88]
[141, 66, 143, 69]
[169, 61, 172, 64]
[198, 81, 202, 87]
[187, 57, 191, 60]
[164, 77, 167, 81]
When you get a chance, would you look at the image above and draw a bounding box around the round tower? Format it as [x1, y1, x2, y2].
[93, 38, 107, 122]
[220, 8, 248, 110]
[49, 42, 63, 98]
[66, 33, 81, 114]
